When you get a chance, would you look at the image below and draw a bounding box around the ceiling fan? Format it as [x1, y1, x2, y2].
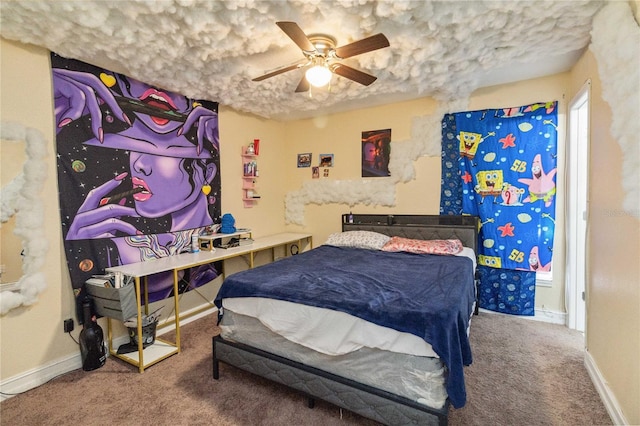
[253, 21, 390, 92]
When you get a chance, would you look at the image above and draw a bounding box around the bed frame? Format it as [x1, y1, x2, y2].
[213, 214, 479, 426]
[341, 214, 478, 252]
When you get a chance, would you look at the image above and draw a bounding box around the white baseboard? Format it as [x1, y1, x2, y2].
[0, 351, 82, 402]
[584, 350, 628, 425]
[478, 307, 566, 325]
[533, 307, 567, 325]
[0, 305, 217, 401]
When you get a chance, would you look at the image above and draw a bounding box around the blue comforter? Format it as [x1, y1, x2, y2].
[215, 245, 475, 408]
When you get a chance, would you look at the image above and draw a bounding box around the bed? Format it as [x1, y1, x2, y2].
[212, 214, 478, 425]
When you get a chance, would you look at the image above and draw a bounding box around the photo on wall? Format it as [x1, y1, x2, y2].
[298, 153, 312, 167]
[319, 154, 334, 167]
[362, 128, 391, 177]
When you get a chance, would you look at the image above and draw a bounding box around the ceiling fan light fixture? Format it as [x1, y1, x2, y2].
[305, 64, 332, 88]
[255, 22, 389, 92]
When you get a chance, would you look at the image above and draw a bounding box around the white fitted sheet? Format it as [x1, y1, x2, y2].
[223, 297, 440, 357]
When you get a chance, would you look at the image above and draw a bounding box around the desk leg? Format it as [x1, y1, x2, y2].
[173, 268, 181, 352]
[249, 252, 255, 269]
[107, 317, 113, 353]
[143, 276, 149, 315]
[134, 277, 144, 373]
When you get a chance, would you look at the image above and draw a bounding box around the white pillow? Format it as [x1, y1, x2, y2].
[324, 231, 391, 250]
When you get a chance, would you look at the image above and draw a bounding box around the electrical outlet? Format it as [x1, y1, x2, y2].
[63, 318, 74, 333]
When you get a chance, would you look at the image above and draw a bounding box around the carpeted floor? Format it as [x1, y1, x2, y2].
[0, 312, 611, 425]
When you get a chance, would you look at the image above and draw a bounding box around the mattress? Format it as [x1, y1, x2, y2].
[222, 297, 440, 357]
[219, 309, 449, 410]
[216, 244, 475, 408]
[221, 247, 476, 359]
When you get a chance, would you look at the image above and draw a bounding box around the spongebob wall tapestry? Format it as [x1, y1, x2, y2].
[440, 101, 558, 315]
[52, 53, 222, 312]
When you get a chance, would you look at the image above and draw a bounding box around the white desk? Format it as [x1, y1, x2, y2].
[105, 232, 312, 372]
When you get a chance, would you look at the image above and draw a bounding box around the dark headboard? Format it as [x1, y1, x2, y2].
[342, 214, 479, 253]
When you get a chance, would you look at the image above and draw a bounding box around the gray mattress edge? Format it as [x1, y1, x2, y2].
[213, 310, 449, 426]
[213, 337, 447, 426]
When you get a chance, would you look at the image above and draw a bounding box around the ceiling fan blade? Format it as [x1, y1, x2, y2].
[252, 60, 307, 82]
[276, 21, 316, 52]
[334, 33, 390, 59]
[330, 63, 377, 86]
[295, 75, 310, 93]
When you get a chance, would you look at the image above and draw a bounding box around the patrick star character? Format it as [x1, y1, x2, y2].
[518, 154, 557, 207]
[528, 246, 551, 272]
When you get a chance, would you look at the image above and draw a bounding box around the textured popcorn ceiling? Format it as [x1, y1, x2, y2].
[0, 0, 605, 121]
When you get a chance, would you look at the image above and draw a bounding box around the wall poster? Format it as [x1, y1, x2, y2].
[362, 128, 391, 177]
[51, 53, 222, 312]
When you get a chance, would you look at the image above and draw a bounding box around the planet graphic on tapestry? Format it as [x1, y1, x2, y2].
[72, 160, 86, 173]
[78, 259, 94, 272]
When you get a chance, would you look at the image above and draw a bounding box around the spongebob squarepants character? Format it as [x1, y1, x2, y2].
[457, 130, 495, 159]
[475, 170, 503, 203]
[478, 255, 502, 268]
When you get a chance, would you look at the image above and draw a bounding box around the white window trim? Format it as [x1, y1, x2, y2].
[536, 269, 553, 287]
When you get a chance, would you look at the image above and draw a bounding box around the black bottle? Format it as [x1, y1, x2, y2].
[79, 300, 106, 371]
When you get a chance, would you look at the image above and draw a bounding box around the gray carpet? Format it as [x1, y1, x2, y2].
[0, 312, 611, 425]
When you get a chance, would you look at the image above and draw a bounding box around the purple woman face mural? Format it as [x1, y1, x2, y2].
[58, 70, 220, 238]
[129, 152, 217, 221]
[52, 53, 221, 304]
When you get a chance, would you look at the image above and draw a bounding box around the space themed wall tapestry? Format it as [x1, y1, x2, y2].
[440, 101, 558, 315]
[52, 53, 222, 307]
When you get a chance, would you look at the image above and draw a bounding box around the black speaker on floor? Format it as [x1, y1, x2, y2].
[79, 299, 106, 371]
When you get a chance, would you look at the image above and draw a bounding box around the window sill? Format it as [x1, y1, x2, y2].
[536, 278, 553, 288]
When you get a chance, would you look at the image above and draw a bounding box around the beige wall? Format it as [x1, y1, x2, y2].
[571, 49, 640, 424]
[0, 40, 71, 378]
[283, 97, 441, 244]
[217, 106, 287, 238]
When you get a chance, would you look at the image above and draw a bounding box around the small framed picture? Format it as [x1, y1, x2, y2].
[312, 166, 319, 179]
[297, 153, 312, 168]
[319, 154, 334, 167]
